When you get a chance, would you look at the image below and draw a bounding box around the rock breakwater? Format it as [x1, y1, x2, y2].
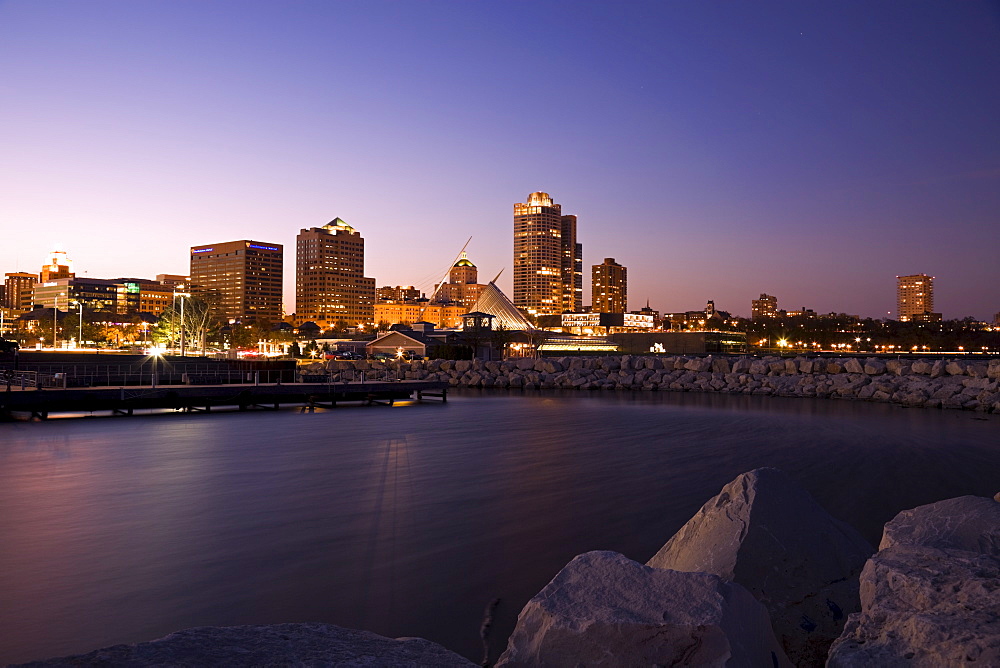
[312, 355, 1000, 411]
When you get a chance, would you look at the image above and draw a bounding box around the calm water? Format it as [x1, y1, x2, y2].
[0, 390, 997, 665]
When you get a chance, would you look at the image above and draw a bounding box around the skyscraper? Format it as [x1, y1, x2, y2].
[592, 257, 627, 313]
[4, 272, 37, 312]
[896, 274, 937, 322]
[296, 218, 375, 328]
[189, 240, 283, 323]
[433, 252, 486, 311]
[513, 192, 582, 317]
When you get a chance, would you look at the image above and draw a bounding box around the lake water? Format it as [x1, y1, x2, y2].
[0, 390, 997, 664]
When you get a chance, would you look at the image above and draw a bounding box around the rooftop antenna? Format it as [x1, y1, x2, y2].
[420, 236, 472, 321]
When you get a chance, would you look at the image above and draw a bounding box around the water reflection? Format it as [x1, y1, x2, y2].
[0, 391, 997, 664]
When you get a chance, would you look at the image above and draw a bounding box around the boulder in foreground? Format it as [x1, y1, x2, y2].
[646, 467, 873, 666]
[497, 550, 790, 667]
[827, 545, 1000, 666]
[879, 494, 1000, 555]
[828, 494, 1000, 666]
[16, 623, 476, 667]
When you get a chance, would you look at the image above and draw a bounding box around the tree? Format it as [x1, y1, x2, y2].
[152, 296, 218, 353]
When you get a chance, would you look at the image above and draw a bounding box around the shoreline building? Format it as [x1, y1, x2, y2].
[513, 192, 582, 318]
[296, 218, 375, 329]
[190, 240, 283, 323]
[896, 274, 940, 322]
[592, 258, 627, 314]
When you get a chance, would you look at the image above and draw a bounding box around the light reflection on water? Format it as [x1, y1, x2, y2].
[0, 390, 997, 664]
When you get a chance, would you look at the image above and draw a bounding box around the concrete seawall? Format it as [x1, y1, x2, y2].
[311, 355, 1000, 412]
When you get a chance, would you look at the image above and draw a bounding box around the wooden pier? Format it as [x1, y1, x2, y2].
[0, 381, 449, 420]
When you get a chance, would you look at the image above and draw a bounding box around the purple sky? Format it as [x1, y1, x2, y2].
[2, 1, 998, 319]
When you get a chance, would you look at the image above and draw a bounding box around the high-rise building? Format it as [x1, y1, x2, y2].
[433, 252, 486, 311]
[40, 250, 74, 282]
[592, 258, 627, 313]
[896, 274, 938, 322]
[513, 192, 582, 317]
[751, 294, 778, 320]
[4, 272, 37, 311]
[296, 218, 375, 328]
[189, 240, 283, 323]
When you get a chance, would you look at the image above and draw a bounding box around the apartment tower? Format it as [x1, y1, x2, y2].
[296, 218, 375, 328]
[751, 293, 778, 320]
[513, 192, 582, 317]
[896, 274, 935, 322]
[189, 240, 283, 323]
[592, 258, 627, 313]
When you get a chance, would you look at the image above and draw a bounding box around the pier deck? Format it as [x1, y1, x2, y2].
[0, 381, 449, 419]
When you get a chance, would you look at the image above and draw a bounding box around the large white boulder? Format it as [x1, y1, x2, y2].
[828, 494, 1000, 666]
[497, 551, 790, 667]
[879, 494, 1000, 555]
[19, 623, 476, 666]
[646, 468, 873, 666]
[827, 546, 1000, 667]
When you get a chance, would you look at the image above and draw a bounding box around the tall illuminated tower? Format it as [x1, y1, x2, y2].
[296, 218, 376, 328]
[513, 192, 582, 317]
[896, 274, 935, 321]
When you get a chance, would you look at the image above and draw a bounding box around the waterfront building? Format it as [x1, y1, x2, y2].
[751, 294, 778, 320]
[592, 258, 627, 313]
[40, 250, 74, 283]
[896, 274, 940, 322]
[296, 218, 375, 329]
[4, 272, 37, 312]
[470, 281, 535, 331]
[513, 192, 582, 317]
[552, 311, 654, 335]
[190, 240, 283, 323]
[433, 252, 486, 311]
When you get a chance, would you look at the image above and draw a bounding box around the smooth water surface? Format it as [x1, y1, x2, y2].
[1, 390, 997, 664]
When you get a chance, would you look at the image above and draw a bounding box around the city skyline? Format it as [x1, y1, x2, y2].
[2, 2, 999, 319]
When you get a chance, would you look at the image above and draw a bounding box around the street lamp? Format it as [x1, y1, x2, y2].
[72, 300, 83, 348]
[173, 289, 190, 357]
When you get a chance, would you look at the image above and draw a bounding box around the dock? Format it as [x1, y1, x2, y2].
[0, 380, 449, 420]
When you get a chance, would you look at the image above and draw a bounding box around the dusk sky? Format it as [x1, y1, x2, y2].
[2, 1, 998, 319]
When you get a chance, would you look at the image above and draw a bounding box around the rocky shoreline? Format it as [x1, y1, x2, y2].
[312, 354, 1000, 412]
[22, 470, 999, 667]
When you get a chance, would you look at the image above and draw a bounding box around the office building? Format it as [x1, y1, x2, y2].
[896, 274, 938, 322]
[32, 277, 120, 311]
[751, 294, 778, 320]
[433, 252, 486, 311]
[40, 250, 74, 282]
[296, 218, 375, 328]
[190, 240, 283, 323]
[4, 272, 37, 312]
[592, 258, 627, 313]
[513, 192, 582, 317]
